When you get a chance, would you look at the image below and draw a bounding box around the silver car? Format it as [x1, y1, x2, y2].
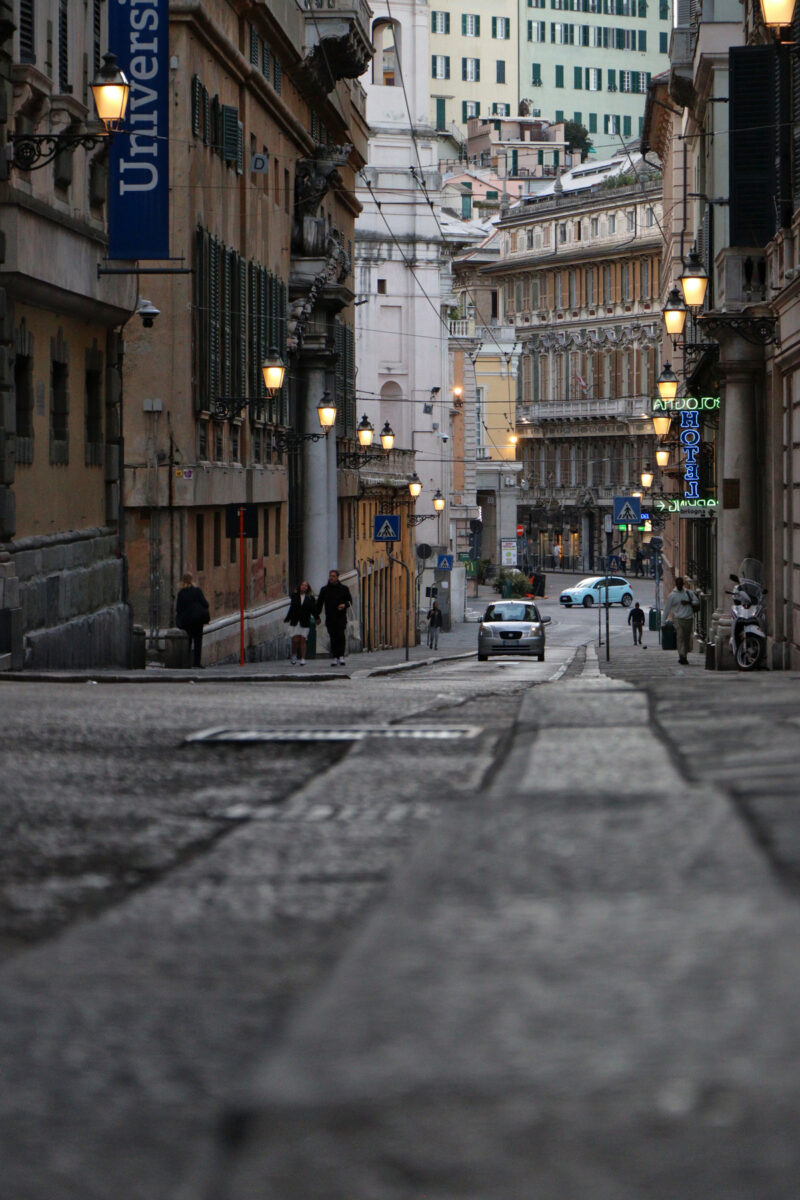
[478, 600, 551, 662]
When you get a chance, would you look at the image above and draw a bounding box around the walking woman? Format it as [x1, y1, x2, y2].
[284, 580, 315, 665]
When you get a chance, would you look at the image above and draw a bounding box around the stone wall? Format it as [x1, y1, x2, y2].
[10, 527, 131, 667]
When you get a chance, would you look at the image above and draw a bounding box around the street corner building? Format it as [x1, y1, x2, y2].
[0, 0, 384, 670]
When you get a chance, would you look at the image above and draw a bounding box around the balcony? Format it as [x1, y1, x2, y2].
[518, 396, 646, 423]
[299, 0, 374, 95]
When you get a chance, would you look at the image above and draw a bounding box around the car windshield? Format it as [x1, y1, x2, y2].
[483, 603, 539, 622]
[576, 578, 600, 589]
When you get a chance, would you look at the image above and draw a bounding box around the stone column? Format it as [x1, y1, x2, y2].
[704, 318, 767, 667]
[300, 351, 332, 591]
[327, 415, 338, 572]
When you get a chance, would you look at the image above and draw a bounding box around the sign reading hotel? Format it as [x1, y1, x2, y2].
[108, 0, 170, 260]
[652, 396, 720, 509]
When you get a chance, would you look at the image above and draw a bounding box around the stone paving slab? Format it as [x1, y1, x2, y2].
[211, 649, 800, 1199]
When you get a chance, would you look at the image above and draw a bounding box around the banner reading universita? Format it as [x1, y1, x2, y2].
[108, 0, 170, 260]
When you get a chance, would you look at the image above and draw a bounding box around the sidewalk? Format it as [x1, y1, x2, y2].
[0, 602, 486, 683]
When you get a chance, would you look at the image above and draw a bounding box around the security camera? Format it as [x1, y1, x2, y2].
[441, 433, 449, 443]
[137, 299, 160, 328]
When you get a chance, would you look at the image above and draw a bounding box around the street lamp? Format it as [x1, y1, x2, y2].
[338, 414, 395, 467]
[655, 447, 670, 468]
[652, 413, 672, 437]
[759, 0, 795, 24]
[433, 489, 446, 512]
[271, 393, 337, 451]
[679, 251, 709, 309]
[453, 385, 463, 407]
[408, 473, 423, 498]
[9, 51, 131, 170]
[356, 413, 375, 446]
[641, 464, 654, 490]
[317, 392, 337, 430]
[261, 349, 286, 398]
[662, 287, 688, 339]
[656, 363, 680, 403]
[379, 421, 395, 451]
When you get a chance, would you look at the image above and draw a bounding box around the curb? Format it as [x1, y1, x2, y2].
[366, 650, 477, 677]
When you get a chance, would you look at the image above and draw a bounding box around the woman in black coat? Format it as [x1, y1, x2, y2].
[284, 580, 315, 665]
[175, 572, 210, 667]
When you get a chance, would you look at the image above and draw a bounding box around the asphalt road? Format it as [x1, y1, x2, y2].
[4, 578, 798, 1200]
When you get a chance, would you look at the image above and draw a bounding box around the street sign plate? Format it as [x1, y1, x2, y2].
[437, 554, 454, 570]
[613, 496, 642, 524]
[374, 514, 400, 541]
[516, 524, 524, 536]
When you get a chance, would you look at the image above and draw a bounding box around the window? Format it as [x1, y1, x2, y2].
[50, 340, 69, 465]
[263, 506, 270, 556]
[529, 20, 546, 40]
[58, 0, 69, 92]
[589, 112, 597, 133]
[84, 361, 103, 462]
[591, 217, 599, 236]
[621, 70, 632, 93]
[493, 16, 510, 38]
[214, 424, 224, 460]
[607, 68, 616, 92]
[659, 0, 670, 15]
[213, 511, 221, 565]
[461, 192, 472, 218]
[574, 66, 582, 89]
[435, 96, 447, 129]
[196, 514, 205, 572]
[603, 264, 611, 301]
[198, 421, 208, 460]
[463, 13, 480, 35]
[14, 332, 34, 464]
[231, 425, 240, 462]
[559, 223, 567, 243]
[555, 63, 564, 87]
[432, 54, 450, 79]
[431, 10, 449, 33]
[19, 0, 35, 62]
[462, 57, 480, 81]
[659, 31, 668, 52]
[586, 267, 595, 305]
[530, 276, 539, 308]
[274, 505, 281, 554]
[569, 270, 577, 307]
[515, 281, 524, 312]
[586, 67, 601, 90]
[463, 100, 480, 120]
[496, 59, 506, 84]
[645, 206, 654, 228]
[527, 228, 534, 249]
[623, 115, 632, 138]
[608, 214, 616, 233]
[621, 262, 630, 299]
[552, 23, 574, 43]
[531, 62, 542, 84]
[638, 29, 647, 50]
[377, 278, 387, 293]
[492, 102, 511, 116]
[626, 209, 635, 231]
[588, 25, 603, 46]
[641, 258, 650, 296]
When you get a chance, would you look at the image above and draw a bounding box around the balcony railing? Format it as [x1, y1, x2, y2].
[518, 395, 645, 422]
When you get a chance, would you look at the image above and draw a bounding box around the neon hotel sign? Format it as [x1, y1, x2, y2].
[652, 396, 720, 509]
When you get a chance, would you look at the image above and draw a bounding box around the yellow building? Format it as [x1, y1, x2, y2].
[429, 1, 518, 136]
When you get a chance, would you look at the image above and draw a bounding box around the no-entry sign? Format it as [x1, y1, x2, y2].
[516, 524, 524, 536]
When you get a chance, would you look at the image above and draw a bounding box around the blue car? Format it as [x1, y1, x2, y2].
[559, 575, 634, 608]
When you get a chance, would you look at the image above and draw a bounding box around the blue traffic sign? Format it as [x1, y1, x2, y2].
[373, 514, 400, 541]
[613, 496, 642, 524]
[437, 554, 454, 570]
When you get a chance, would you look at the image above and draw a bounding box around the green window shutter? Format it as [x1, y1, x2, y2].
[531, 62, 541, 85]
[476, 58, 480, 80]
[632, 70, 640, 91]
[208, 236, 220, 404]
[638, 29, 646, 49]
[555, 64, 564, 87]
[574, 65, 582, 88]
[191, 76, 201, 136]
[222, 248, 232, 398]
[492, 15, 497, 35]
[476, 101, 480, 116]
[589, 112, 597, 132]
[236, 120, 244, 174]
[194, 227, 208, 411]
[475, 15, 480, 34]
[462, 100, 468, 122]
[608, 68, 616, 90]
[202, 86, 210, 145]
[236, 254, 246, 402]
[446, 12, 450, 32]
[573, 110, 582, 123]
[432, 55, 436, 77]
[444, 55, 450, 78]
[462, 57, 467, 80]
[262, 43, 270, 79]
[432, 11, 436, 31]
[436, 97, 446, 129]
[462, 13, 466, 34]
[528, 19, 532, 38]
[221, 105, 239, 163]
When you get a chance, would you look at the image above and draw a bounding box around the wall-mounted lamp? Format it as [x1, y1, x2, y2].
[261, 349, 286, 398]
[656, 363, 680, 403]
[339, 414, 395, 467]
[408, 473, 423, 498]
[215, 349, 289, 419]
[655, 448, 671, 468]
[8, 52, 130, 170]
[662, 287, 688, 339]
[679, 251, 709, 309]
[641, 464, 654, 490]
[652, 413, 672, 437]
[759, 0, 795, 25]
[433, 489, 446, 512]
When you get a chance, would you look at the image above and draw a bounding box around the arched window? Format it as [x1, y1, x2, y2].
[379, 380, 403, 442]
[372, 19, 399, 86]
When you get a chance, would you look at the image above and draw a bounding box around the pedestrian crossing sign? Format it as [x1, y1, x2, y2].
[613, 496, 641, 524]
[373, 514, 400, 541]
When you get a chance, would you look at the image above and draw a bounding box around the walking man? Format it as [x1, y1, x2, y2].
[633, 548, 644, 577]
[628, 600, 645, 645]
[662, 575, 698, 665]
[426, 600, 443, 649]
[619, 548, 628, 576]
[315, 569, 352, 666]
[175, 572, 210, 668]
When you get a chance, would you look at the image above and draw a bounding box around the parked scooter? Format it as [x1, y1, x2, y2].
[728, 568, 767, 670]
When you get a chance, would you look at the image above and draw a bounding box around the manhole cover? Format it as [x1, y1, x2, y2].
[185, 725, 482, 745]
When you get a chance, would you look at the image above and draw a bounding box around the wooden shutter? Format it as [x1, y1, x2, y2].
[492, 16, 497, 35]
[208, 237, 220, 404]
[262, 43, 270, 79]
[445, 11, 450, 31]
[222, 248, 232, 398]
[191, 76, 201, 136]
[249, 27, 259, 66]
[58, 0, 68, 91]
[729, 46, 779, 247]
[221, 105, 239, 163]
[194, 228, 208, 411]
[475, 15, 480, 35]
[462, 13, 466, 34]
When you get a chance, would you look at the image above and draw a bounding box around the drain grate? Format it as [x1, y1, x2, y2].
[185, 725, 482, 745]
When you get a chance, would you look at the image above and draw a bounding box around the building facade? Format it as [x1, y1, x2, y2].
[121, 0, 373, 665]
[429, 0, 518, 133]
[490, 154, 662, 569]
[0, 0, 137, 669]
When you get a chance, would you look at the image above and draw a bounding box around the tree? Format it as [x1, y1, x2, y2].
[563, 121, 593, 162]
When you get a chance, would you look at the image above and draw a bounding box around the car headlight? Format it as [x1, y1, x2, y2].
[479, 624, 490, 634]
[530, 623, 542, 632]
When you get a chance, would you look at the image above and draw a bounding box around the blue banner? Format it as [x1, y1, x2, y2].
[108, 0, 170, 260]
